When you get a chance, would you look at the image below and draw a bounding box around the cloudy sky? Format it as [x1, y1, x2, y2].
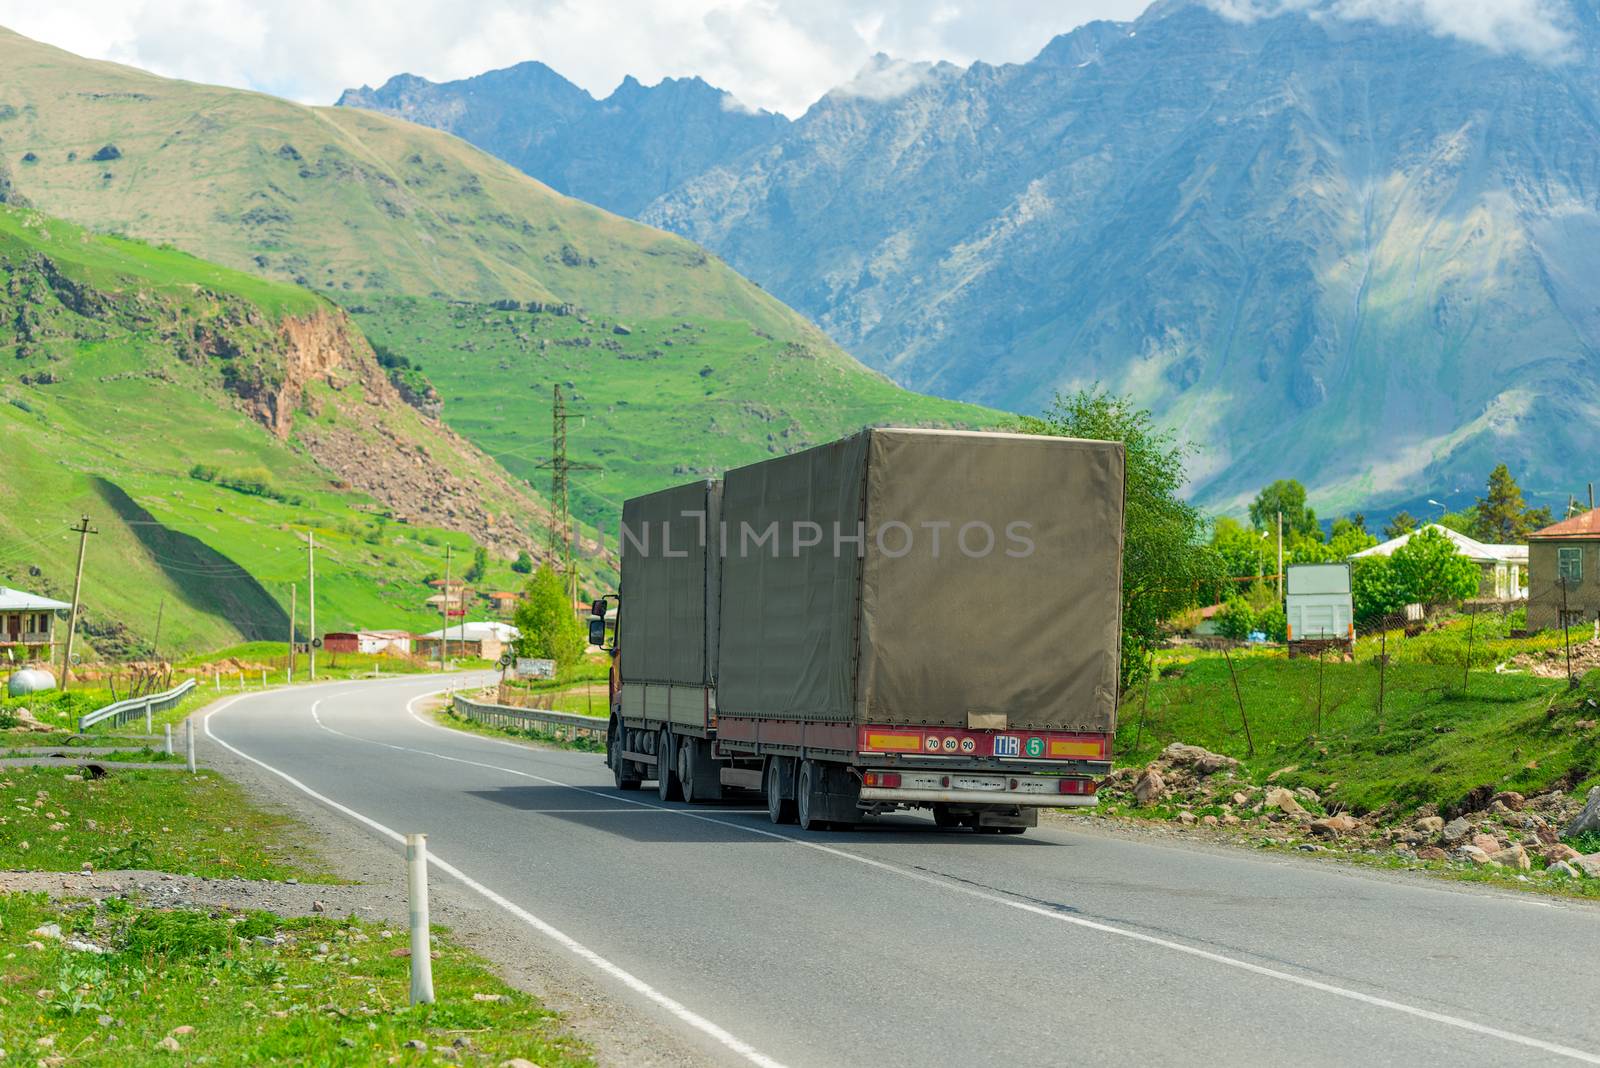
[0, 1, 1151, 116]
[0, 1, 1577, 116]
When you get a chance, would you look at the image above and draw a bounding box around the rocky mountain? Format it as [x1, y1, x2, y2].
[337, 65, 788, 218]
[344, 2, 1600, 512]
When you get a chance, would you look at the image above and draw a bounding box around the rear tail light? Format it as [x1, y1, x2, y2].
[863, 771, 902, 788]
[1059, 778, 1097, 795]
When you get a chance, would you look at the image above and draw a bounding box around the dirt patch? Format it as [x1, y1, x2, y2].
[0, 869, 403, 919]
[1509, 638, 1600, 678]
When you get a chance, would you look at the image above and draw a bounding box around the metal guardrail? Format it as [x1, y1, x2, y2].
[78, 678, 198, 732]
[452, 692, 607, 740]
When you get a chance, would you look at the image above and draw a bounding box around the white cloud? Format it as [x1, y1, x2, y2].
[0, 0, 1149, 117]
[1205, 0, 1576, 63]
[829, 55, 947, 102]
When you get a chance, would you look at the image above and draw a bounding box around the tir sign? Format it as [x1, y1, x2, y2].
[993, 736, 1021, 758]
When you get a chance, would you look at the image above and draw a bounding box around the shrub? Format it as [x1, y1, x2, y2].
[513, 564, 586, 673]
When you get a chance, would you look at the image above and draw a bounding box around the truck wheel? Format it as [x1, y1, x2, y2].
[609, 719, 641, 791]
[678, 740, 701, 803]
[656, 729, 682, 802]
[765, 759, 796, 824]
[796, 760, 829, 832]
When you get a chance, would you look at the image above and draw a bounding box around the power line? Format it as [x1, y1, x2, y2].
[534, 384, 600, 604]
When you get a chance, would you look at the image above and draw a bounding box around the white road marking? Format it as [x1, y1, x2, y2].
[203, 689, 786, 1068]
[391, 687, 1600, 1066]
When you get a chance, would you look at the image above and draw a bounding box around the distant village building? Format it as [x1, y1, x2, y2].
[485, 591, 521, 618]
[1526, 509, 1600, 631]
[1349, 524, 1526, 601]
[321, 630, 414, 656]
[415, 621, 520, 662]
[0, 587, 71, 659]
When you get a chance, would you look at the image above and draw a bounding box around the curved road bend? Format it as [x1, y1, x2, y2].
[204, 674, 1600, 1068]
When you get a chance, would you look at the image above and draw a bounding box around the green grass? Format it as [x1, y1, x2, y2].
[1121, 619, 1600, 818]
[0, 202, 555, 658]
[0, 893, 591, 1066]
[0, 766, 337, 881]
[353, 296, 996, 524]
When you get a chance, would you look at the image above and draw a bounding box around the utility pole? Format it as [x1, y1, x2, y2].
[307, 532, 317, 682]
[536, 385, 599, 609]
[61, 515, 98, 691]
[151, 595, 166, 663]
[1276, 510, 1284, 599]
[288, 583, 297, 685]
[440, 544, 452, 672]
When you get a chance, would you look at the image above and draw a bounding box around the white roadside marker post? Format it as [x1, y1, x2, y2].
[145, 703, 152, 734]
[164, 723, 172, 756]
[185, 718, 196, 774]
[406, 833, 435, 1004]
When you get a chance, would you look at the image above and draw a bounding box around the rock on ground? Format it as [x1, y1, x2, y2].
[1160, 742, 1239, 776]
[1132, 767, 1166, 807]
[1562, 786, 1600, 837]
[1264, 787, 1306, 816]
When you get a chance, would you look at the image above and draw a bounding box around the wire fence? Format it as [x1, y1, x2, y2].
[1122, 598, 1588, 770]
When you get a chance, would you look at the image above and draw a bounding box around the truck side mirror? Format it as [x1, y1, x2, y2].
[590, 598, 607, 619]
[588, 618, 607, 647]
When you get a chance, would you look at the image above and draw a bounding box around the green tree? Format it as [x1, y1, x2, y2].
[1437, 506, 1479, 537]
[1248, 479, 1319, 541]
[1020, 388, 1220, 687]
[511, 549, 534, 574]
[1473, 464, 1532, 543]
[1390, 527, 1480, 606]
[1211, 516, 1271, 580]
[1215, 597, 1256, 641]
[1382, 511, 1417, 539]
[464, 544, 489, 584]
[1351, 556, 1408, 627]
[512, 565, 586, 672]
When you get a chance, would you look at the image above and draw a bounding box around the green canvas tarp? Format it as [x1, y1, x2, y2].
[715, 428, 1125, 733]
[618, 479, 721, 687]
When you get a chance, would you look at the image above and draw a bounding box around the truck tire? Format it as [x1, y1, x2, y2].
[609, 718, 641, 791]
[677, 738, 721, 803]
[656, 728, 682, 802]
[796, 759, 828, 832]
[765, 758, 797, 825]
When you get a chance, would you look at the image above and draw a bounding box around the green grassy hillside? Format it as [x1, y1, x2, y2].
[1122, 614, 1597, 817]
[0, 27, 831, 347]
[351, 297, 993, 522]
[0, 26, 998, 533]
[0, 205, 564, 658]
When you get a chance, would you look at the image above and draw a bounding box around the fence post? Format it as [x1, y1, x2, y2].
[261, 669, 267, 689]
[1463, 603, 1476, 694]
[214, 670, 220, 692]
[1377, 621, 1387, 724]
[406, 833, 436, 1005]
[1221, 645, 1254, 757]
[145, 702, 153, 735]
[164, 723, 173, 756]
[186, 718, 196, 774]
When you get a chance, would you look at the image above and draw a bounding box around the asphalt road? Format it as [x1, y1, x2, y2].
[203, 674, 1600, 1067]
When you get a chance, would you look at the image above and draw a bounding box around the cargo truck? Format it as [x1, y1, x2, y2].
[596, 427, 1125, 834]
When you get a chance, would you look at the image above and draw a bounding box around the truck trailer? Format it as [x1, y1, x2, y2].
[601, 427, 1125, 834]
[1285, 562, 1354, 658]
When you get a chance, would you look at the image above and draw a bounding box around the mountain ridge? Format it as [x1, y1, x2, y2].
[338, 1, 1600, 512]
